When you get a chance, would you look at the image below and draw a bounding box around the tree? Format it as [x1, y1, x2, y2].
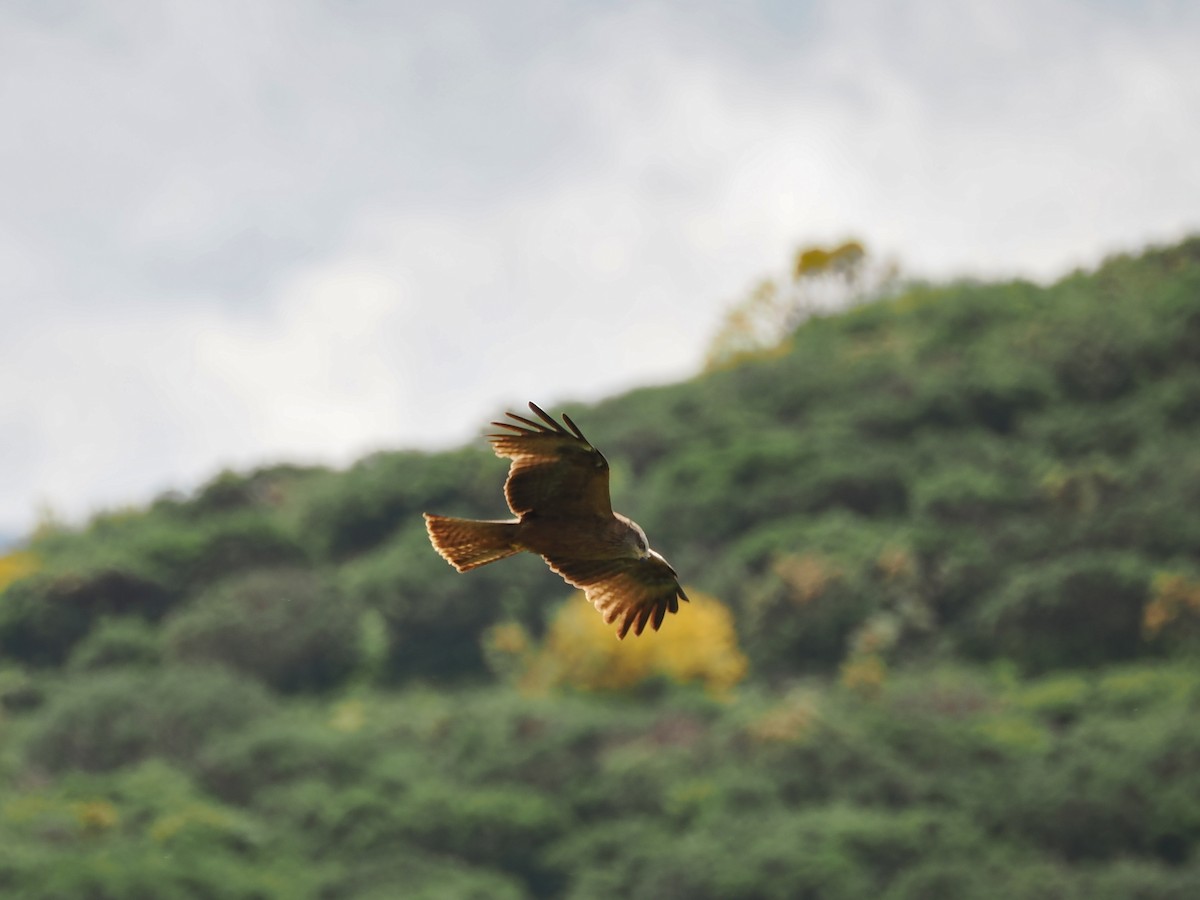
[705, 240, 897, 370]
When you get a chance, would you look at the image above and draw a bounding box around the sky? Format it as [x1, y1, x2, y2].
[2, 0, 1198, 541]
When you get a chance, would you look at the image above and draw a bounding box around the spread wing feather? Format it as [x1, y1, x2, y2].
[543, 555, 689, 639]
[488, 402, 612, 519]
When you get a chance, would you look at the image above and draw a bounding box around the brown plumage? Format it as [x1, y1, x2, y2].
[424, 402, 688, 638]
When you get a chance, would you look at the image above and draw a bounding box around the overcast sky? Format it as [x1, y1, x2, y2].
[2, 0, 1198, 540]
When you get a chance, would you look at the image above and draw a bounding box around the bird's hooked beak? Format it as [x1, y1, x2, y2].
[650, 549, 678, 576]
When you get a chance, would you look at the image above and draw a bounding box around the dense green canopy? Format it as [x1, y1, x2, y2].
[2, 237, 1199, 898]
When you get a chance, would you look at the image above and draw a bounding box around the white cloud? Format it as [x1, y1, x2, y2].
[2, 0, 1198, 537]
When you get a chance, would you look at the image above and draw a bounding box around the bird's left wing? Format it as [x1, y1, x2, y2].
[543, 554, 689, 639]
[488, 402, 613, 520]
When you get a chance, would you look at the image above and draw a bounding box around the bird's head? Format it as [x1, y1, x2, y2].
[617, 516, 678, 575]
[617, 514, 653, 560]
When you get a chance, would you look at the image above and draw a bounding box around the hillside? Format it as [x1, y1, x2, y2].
[1, 237, 1199, 898]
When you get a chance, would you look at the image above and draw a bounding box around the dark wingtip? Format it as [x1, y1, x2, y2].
[527, 402, 566, 433]
[560, 412, 588, 443]
[507, 410, 551, 431]
[616, 611, 634, 640]
[633, 604, 653, 636]
[493, 402, 591, 445]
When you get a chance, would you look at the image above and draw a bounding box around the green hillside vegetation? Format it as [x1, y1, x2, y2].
[2, 237, 1199, 898]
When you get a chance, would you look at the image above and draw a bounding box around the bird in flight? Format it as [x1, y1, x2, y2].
[424, 402, 688, 639]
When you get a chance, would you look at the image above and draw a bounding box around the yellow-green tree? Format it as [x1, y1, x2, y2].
[706, 239, 896, 370]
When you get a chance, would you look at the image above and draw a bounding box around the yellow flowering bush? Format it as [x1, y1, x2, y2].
[0, 550, 38, 592]
[522, 589, 747, 698]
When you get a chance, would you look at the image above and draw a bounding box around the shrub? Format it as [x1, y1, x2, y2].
[296, 448, 500, 559]
[880, 859, 997, 900]
[1080, 860, 1200, 900]
[127, 512, 309, 588]
[198, 716, 373, 805]
[0, 550, 38, 591]
[329, 850, 530, 900]
[553, 807, 989, 900]
[395, 780, 569, 881]
[976, 553, 1155, 671]
[734, 513, 918, 676]
[67, 617, 161, 671]
[23, 666, 276, 773]
[522, 590, 747, 697]
[163, 568, 361, 694]
[340, 526, 552, 682]
[983, 711, 1200, 862]
[913, 464, 1030, 525]
[741, 552, 875, 675]
[0, 565, 172, 666]
[0, 513, 307, 668]
[0, 760, 315, 900]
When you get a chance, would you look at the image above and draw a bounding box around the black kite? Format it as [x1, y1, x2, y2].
[424, 402, 688, 638]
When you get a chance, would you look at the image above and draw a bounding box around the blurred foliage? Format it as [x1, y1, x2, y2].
[339, 524, 553, 682]
[67, 616, 162, 672]
[976, 552, 1156, 672]
[1, 236, 1199, 896]
[24, 666, 277, 774]
[0, 760, 325, 899]
[299, 448, 502, 559]
[1, 510, 308, 666]
[163, 568, 362, 693]
[0, 550, 38, 592]
[1144, 571, 1200, 648]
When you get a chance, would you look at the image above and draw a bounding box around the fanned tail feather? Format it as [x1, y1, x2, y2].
[423, 514, 522, 572]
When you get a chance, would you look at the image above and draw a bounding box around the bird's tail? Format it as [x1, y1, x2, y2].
[423, 514, 522, 572]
